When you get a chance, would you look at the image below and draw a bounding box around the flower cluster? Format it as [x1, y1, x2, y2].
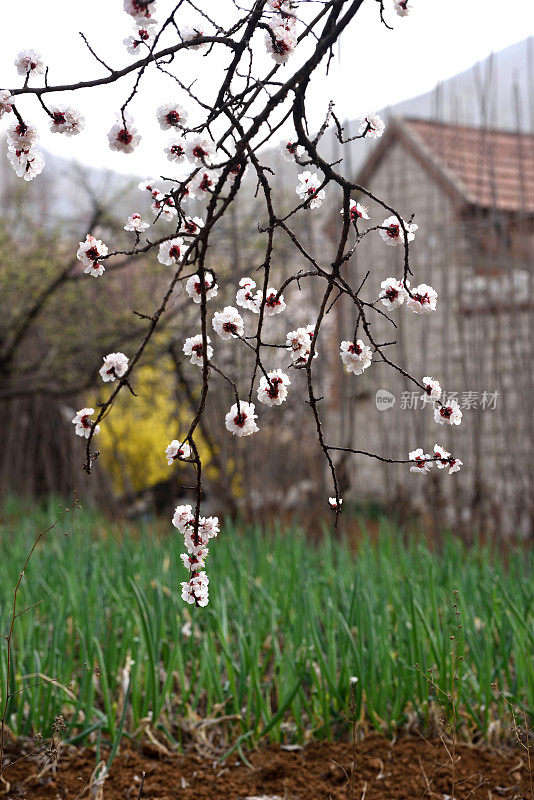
[296, 172, 325, 209]
[124, 0, 156, 20]
[235, 278, 285, 315]
[7, 122, 44, 182]
[394, 0, 411, 17]
[183, 334, 213, 366]
[257, 369, 290, 406]
[265, 3, 297, 64]
[340, 340, 373, 375]
[409, 445, 462, 475]
[108, 113, 141, 154]
[76, 234, 109, 277]
[158, 237, 185, 266]
[49, 105, 84, 136]
[15, 49, 45, 77]
[179, 25, 209, 51]
[156, 103, 188, 131]
[165, 439, 191, 465]
[379, 215, 418, 247]
[0, 91, 13, 119]
[225, 401, 259, 436]
[286, 325, 316, 366]
[280, 138, 304, 163]
[358, 113, 385, 139]
[124, 20, 157, 54]
[378, 277, 438, 315]
[173, 504, 220, 607]
[212, 306, 244, 339]
[187, 272, 218, 303]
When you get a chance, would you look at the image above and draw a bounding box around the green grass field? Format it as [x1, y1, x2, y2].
[0, 497, 532, 757]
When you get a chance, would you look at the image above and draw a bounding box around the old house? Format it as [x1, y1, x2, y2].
[328, 117, 534, 536]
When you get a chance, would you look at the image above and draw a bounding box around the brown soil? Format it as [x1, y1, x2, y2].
[1, 734, 532, 800]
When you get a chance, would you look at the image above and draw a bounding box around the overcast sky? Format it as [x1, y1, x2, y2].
[1, 0, 533, 176]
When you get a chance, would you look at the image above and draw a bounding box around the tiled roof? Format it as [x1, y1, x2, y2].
[404, 119, 534, 214]
[359, 118, 534, 215]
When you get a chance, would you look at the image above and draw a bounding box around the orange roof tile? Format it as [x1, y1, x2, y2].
[403, 119, 534, 215]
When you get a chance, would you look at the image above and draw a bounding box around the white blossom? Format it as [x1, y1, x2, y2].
[212, 306, 244, 339]
[434, 444, 462, 474]
[358, 113, 385, 139]
[156, 103, 188, 131]
[124, 22, 156, 54]
[7, 147, 44, 181]
[158, 237, 185, 266]
[409, 448, 432, 475]
[188, 170, 219, 197]
[124, 0, 156, 20]
[107, 114, 141, 154]
[164, 138, 186, 163]
[138, 178, 160, 194]
[151, 192, 177, 220]
[296, 171, 325, 209]
[186, 272, 218, 303]
[225, 401, 259, 437]
[340, 340, 373, 375]
[180, 25, 208, 50]
[186, 135, 216, 165]
[421, 376, 441, 403]
[406, 283, 438, 314]
[7, 122, 39, 150]
[236, 278, 260, 312]
[76, 234, 108, 277]
[49, 106, 84, 136]
[394, 0, 411, 16]
[124, 212, 150, 232]
[380, 215, 418, 246]
[434, 400, 462, 427]
[227, 160, 249, 183]
[165, 439, 191, 465]
[181, 572, 209, 607]
[257, 369, 290, 406]
[72, 408, 100, 439]
[263, 287, 286, 316]
[183, 334, 213, 366]
[286, 325, 316, 365]
[280, 139, 304, 162]
[181, 216, 204, 236]
[265, 25, 296, 64]
[199, 516, 219, 540]
[15, 49, 45, 76]
[180, 549, 208, 571]
[341, 200, 369, 223]
[99, 352, 129, 383]
[268, 0, 294, 10]
[378, 277, 409, 309]
[328, 497, 343, 510]
[172, 504, 195, 534]
[0, 91, 13, 119]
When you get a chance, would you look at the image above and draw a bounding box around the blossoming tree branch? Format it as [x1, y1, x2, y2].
[2, 0, 462, 608]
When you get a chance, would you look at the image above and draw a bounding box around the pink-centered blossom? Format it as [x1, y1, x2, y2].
[212, 306, 244, 339]
[99, 352, 129, 383]
[186, 272, 218, 303]
[72, 408, 100, 439]
[225, 401, 259, 436]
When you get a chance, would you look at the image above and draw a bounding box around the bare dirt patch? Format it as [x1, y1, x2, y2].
[2, 734, 532, 799]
